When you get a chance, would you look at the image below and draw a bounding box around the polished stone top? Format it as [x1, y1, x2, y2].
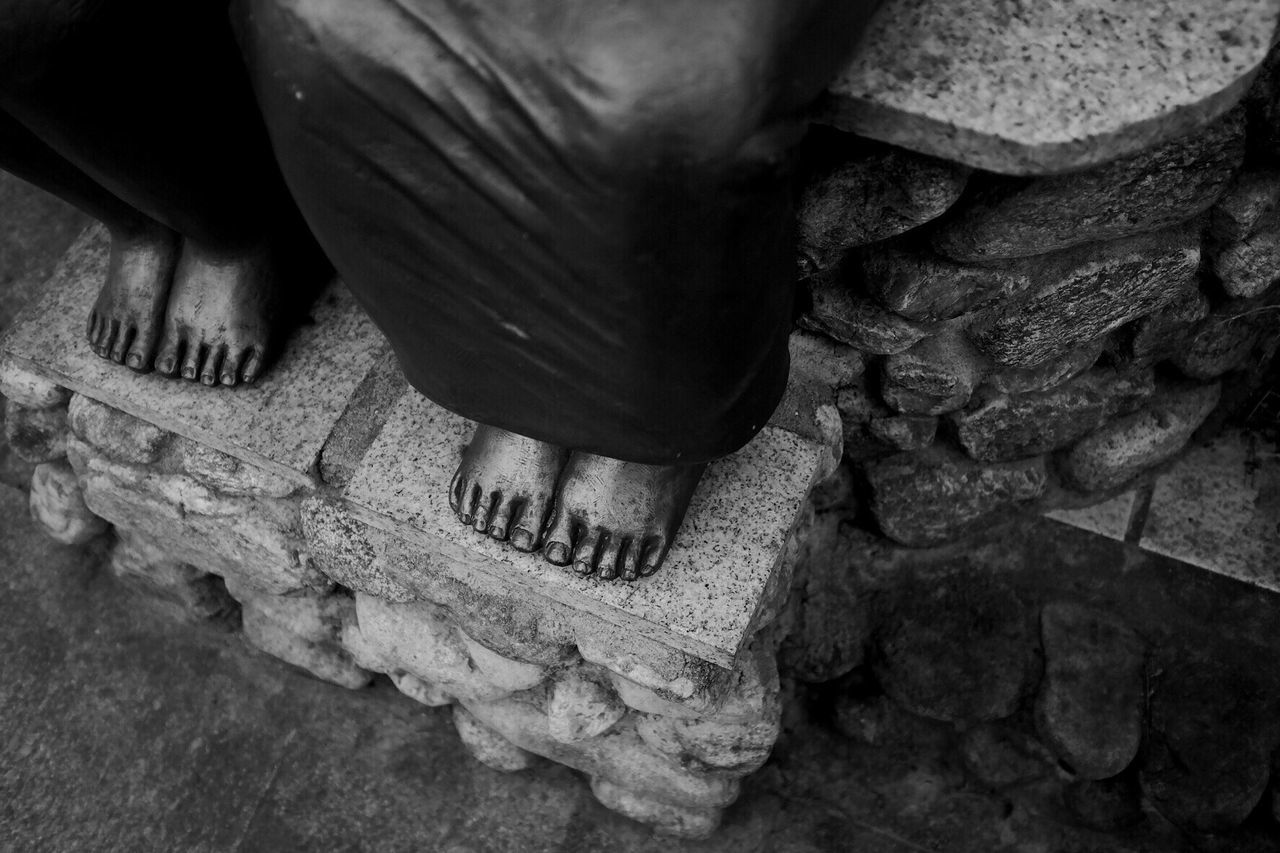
[826, 0, 1279, 174]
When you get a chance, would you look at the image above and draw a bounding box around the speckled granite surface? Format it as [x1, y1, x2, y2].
[342, 391, 826, 667]
[1045, 492, 1138, 542]
[0, 226, 384, 486]
[827, 0, 1279, 174]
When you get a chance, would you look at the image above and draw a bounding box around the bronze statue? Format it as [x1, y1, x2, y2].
[0, 0, 318, 386]
[2, 0, 880, 580]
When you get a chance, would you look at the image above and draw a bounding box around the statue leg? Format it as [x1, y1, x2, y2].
[237, 0, 877, 577]
[0, 107, 179, 369]
[0, 0, 313, 385]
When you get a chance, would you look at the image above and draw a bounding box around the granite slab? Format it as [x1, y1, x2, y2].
[826, 0, 1279, 174]
[0, 226, 384, 487]
[341, 392, 826, 668]
[1045, 492, 1139, 543]
[1139, 432, 1280, 592]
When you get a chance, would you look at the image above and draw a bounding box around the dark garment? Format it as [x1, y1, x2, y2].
[237, 0, 879, 464]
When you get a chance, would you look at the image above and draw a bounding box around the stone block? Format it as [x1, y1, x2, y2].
[801, 275, 933, 355]
[300, 498, 417, 603]
[1211, 209, 1280, 299]
[970, 226, 1202, 367]
[860, 240, 1032, 322]
[547, 668, 627, 744]
[347, 594, 547, 703]
[979, 341, 1103, 396]
[1117, 283, 1210, 367]
[5, 400, 67, 463]
[452, 704, 539, 772]
[797, 139, 969, 270]
[317, 345, 406, 486]
[1210, 170, 1280, 244]
[0, 354, 68, 408]
[822, 0, 1275, 174]
[867, 414, 936, 451]
[951, 369, 1155, 463]
[866, 448, 1047, 547]
[66, 395, 168, 464]
[1171, 307, 1268, 380]
[110, 527, 238, 625]
[69, 436, 324, 594]
[1062, 382, 1221, 492]
[179, 440, 299, 498]
[576, 622, 727, 718]
[1034, 603, 1145, 780]
[879, 329, 987, 416]
[29, 459, 107, 545]
[787, 330, 865, 391]
[589, 777, 721, 840]
[930, 110, 1243, 261]
[835, 379, 894, 461]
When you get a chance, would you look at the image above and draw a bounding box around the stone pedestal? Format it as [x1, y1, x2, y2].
[0, 226, 838, 839]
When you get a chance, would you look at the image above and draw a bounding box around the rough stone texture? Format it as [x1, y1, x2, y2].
[29, 459, 107, 545]
[589, 778, 721, 840]
[451, 704, 539, 773]
[1034, 603, 1145, 780]
[1116, 282, 1210, 367]
[801, 275, 932, 355]
[1211, 209, 1280, 299]
[1210, 170, 1280, 244]
[1061, 382, 1221, 492]
[787, 330, 865, 391]
[1171, 304, 1271, 380]
[860, 239, 1033, 323]
[970, 226, 1202, 367]
[317, 346, 406, 487]
[879, 329, 988, 416]
[0, 355, 68, 408]
[951, 369, 1155, 462]
[931, 111, 1244, 261]
[866, 448, 1048, 547]
[872, 574, 1037, 723]
[547, 670, 627, 744]
[66, 394, 169, 465]
[797, 140, 969, 271]
[178, 440, 299, 499]
[1044, 492, 1139, 544]
[825, 0, 1275, 172]
[110, 527, 238, 626]
[835, 379, 895, 461]
[959, 723, 1054, 788]
[1142, 649, 1280, 834]
[4, 399, 67, 463]
[867, 414, 936, 451]
[979, 341, 1103, 396]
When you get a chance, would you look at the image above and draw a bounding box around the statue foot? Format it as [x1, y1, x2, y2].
[542, 453, 705, 581]
[153, 239, 280, 387]
[86, 222, 181, 370]
[450, 424, 569, 550]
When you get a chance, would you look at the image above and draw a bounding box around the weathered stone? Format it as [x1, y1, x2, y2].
[29, 459, 106, 545]
[1211, 209, 1280, 299]
[347, 594, 548, 703]
[931, 111, 1244, 262]
[779, 513, 872, 683]
[801, 275, 932, 355]
[873, 574, 1037, 722]
[452, 704, 539, 773]
[636, 701, 779, 775]
[1063, 774, 1144, 832]
[979, 341, 1103, 396]
[797, 140, 969, 271]
[228, 578, 372, 690]
[589, 777, 721, 840]
[1062, 382, 1221, 492]
[835, 379, 894, 461]
[822, 0, 1275, 174]
[860, 241, 1032, 322]
[110, 527, 238, 625]
[1210, 170, 1280, 244]
[951, 369, 1155, 463]
[547, 669, 627, 744]
[0, 355, 68, 408]
[867, 414, 936, 451]
[179, 440, 299, 499]
[970, 226, 1202, 367]
[1034, 603, 1144, 780]
[880, 329, 988, 416]
[318, 346, 407, 487]
[575, 620, 728, 717]
[388, 672, 453, 707]
[4, 399, 67, 463]
[787, 330, 865, 390]
[299, 498, 416, 603]
[959, 722, 1054, 788]
[866, 448, 1048, 547]
[807, 462, 856, 513]
[1141, 649, 1280, 834]
[1171, 307, 1268, 380]
[1117, 282, 1210, 367]
[66, 395, 168, 464]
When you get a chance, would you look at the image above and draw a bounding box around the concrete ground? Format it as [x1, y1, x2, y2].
[0, 173, 1274, 852]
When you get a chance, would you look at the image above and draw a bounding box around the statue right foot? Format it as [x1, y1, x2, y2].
[86, 222, 181, 370]
[450, 424, 568, 551]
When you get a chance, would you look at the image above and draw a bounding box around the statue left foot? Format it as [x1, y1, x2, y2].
[542, 453, 705, 581]
[154, 239, 280, 387]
